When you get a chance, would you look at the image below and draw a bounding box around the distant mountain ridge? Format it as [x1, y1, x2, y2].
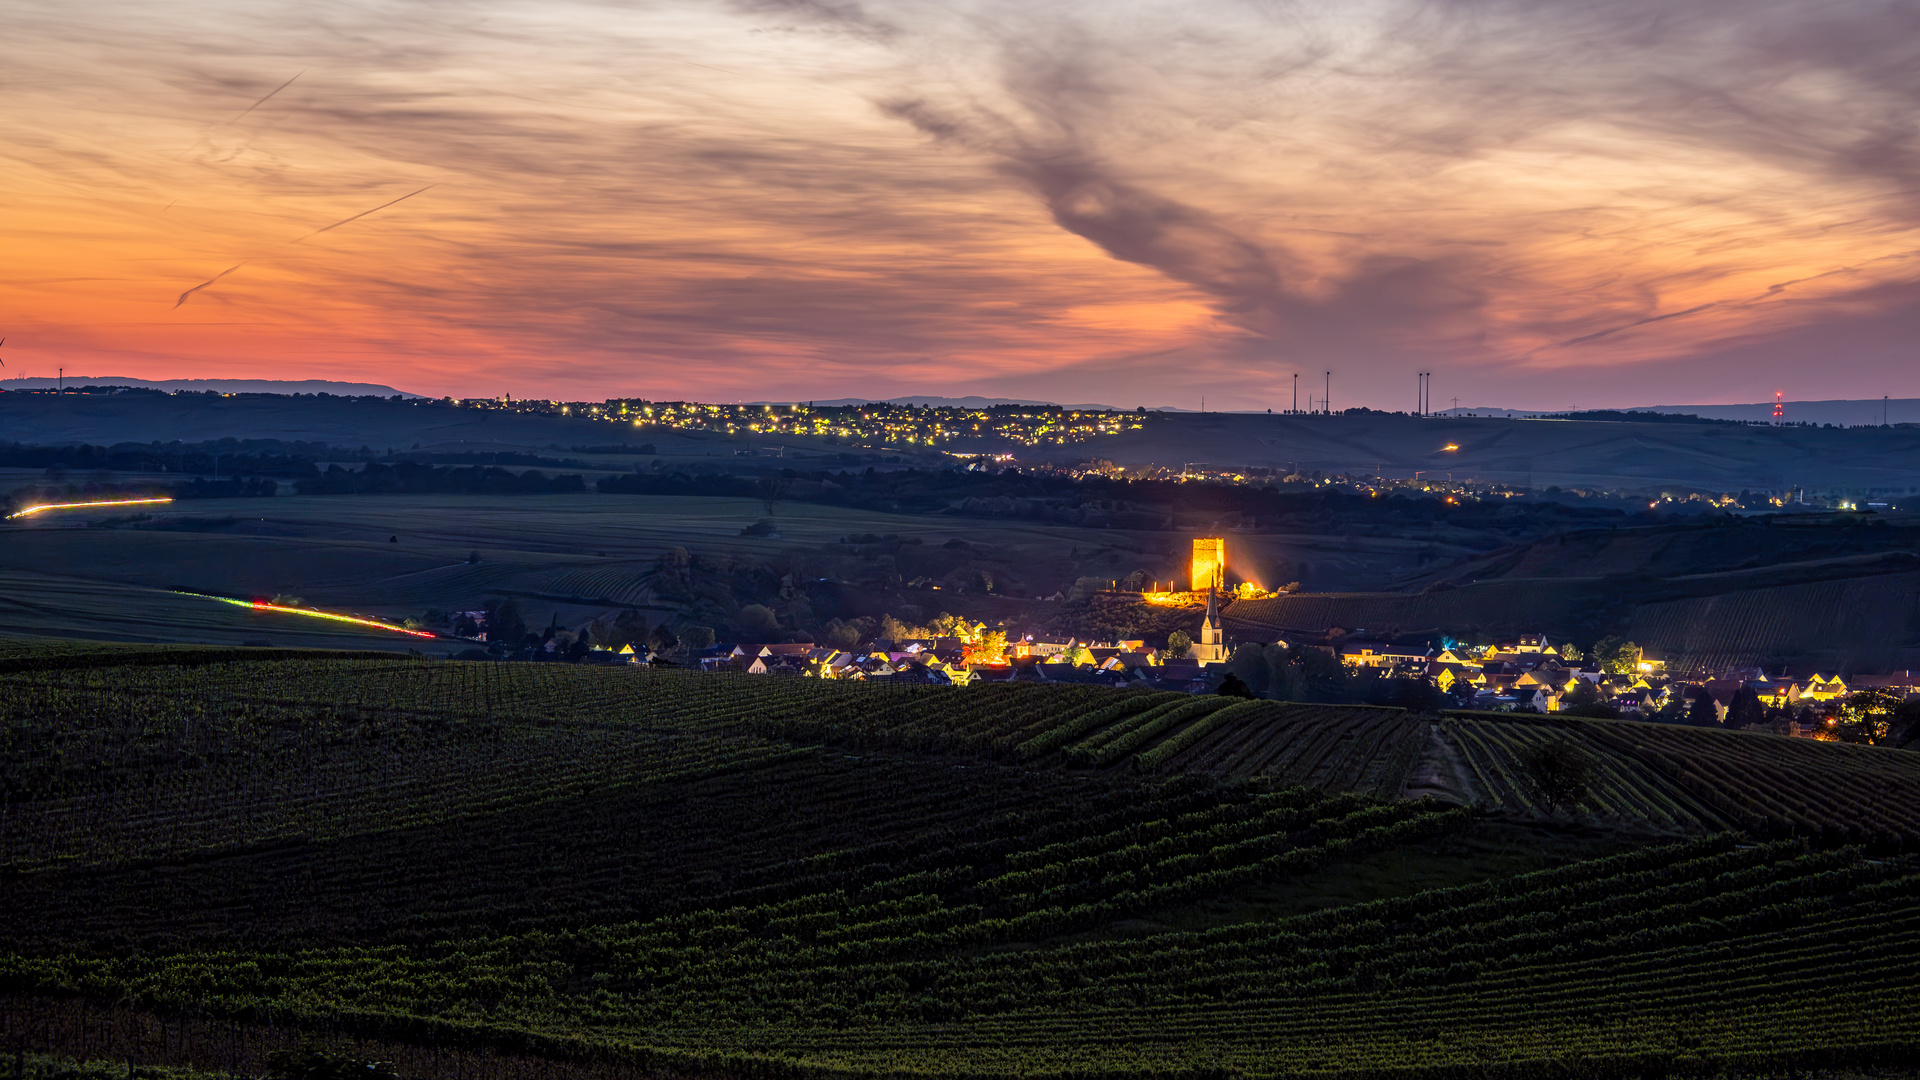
[0, 376, 418, 397]
[1436, 398, 1920, 426]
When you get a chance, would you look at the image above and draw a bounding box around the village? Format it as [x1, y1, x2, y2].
[538, 536, 1912, 744]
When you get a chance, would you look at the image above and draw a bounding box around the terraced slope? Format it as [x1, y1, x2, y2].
[5, 645, 1920, 1078]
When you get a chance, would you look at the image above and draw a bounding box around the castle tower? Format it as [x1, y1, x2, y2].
[1191, 537, 1225, 594]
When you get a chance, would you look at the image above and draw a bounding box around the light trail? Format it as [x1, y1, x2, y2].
[175, 591, 438, 639]
[5, 496, 173, 520]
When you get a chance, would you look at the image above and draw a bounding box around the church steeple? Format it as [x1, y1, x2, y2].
[1195, 578, 1227, 663]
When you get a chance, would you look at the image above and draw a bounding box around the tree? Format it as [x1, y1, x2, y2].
[679, 625, 716, 652]
[1216, 672, 1255, 698]
[879, 613, 928, 643]
[1269, 646, 1349, 703]
[613, 608, 648, 649]
[1165, 630, 1193, 660]
[926, 612, 978, 640]
[970, 630, 1008, 664]
[485, 599, 527, 645]
[1725, 685, 1766, 728]
[1229, 642, 1269, 694]
[1515, 739, 1593, 816]
[756, 471, 792, 515]
[1557, 643, 1584, 663]
[1649, 694, 1690, 724]
[649, 623, 679, 653]
[1687, 688, 1721, 726]
[737, 604, 781, 637]
[1836, 689, 1902, 744]
[1588, 635, 1640, 674]
[822, 620, 862, 650]
[1559, 678, 1618, 718]
[1062, 643, 1092, 666]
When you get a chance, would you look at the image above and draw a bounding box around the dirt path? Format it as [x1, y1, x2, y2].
[1402, 723, 1476, 805]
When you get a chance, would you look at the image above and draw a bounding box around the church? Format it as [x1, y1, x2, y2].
[1189, 537, 1231, 665]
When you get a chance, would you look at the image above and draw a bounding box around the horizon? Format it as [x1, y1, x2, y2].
[7, 372, 1920, 423]
[5, 1, 1920, 409]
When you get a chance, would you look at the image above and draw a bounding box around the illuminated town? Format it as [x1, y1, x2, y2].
[445, 395, 1145, 450]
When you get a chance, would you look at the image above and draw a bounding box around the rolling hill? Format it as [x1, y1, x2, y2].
[3, 643, 1918, 1078]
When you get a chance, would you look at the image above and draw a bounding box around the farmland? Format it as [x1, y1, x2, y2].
[4, 643, 1919, 1078]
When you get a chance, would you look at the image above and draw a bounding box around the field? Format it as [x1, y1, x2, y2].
[4, 643, 1919, 1078]
[1227, 564, 1920, 673]
[14, 392, 1920, 491]
[0, 490, 1483, 648]
[0, 494, 1164, 647]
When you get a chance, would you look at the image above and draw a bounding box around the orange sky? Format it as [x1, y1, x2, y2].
[5, 0, 1920, 410]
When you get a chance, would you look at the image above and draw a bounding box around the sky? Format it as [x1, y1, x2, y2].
[4, 0, 1920, 410]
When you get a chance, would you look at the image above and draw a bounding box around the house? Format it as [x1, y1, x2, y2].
[1340, 641, 1434, 669]
[1148, 661, 1209, 691]
[1427, 661, 1486, 694]
[1795, 673, 1849, 702]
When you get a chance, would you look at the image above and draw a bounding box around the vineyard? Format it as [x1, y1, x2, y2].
[1626, 568, 1920, 673]
[3, 643, 1919, 1078]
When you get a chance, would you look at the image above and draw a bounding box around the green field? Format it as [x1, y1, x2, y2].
[0, 493, 1132, 647]
[3, 643, 1918, 1078]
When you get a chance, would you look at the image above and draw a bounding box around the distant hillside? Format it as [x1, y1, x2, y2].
[1633, 397, 1920, 426]
[7, 393, 1920, 492]
[0, 376, 418, 397]
[1012, 410, 1920, 493]
[1226, 546, 1920, 674]
[0, 392, 746, 454]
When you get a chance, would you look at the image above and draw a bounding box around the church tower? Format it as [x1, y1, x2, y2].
[1193, 581, 1229, 664]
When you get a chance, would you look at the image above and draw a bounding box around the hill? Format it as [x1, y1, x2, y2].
[0, 376, 419, 396]
[8, 391, 1920, 493]
[1006, 410, 1920, 492]
[1225, 516, 1920, 671]
[3, 643, 1918, 1078]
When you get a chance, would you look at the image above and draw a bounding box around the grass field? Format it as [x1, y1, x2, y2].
[3, 643, 1918, 1078]
[0, 493, 1163, 646]
[0, 491, 1472, 647]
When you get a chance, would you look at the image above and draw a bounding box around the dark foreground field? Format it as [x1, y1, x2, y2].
[3, 641, 1919, 1078]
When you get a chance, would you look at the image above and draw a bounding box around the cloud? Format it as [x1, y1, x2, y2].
[5, 0, 1920, 406]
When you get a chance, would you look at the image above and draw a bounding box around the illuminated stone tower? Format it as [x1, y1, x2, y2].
[1191, 537, 1225, 594]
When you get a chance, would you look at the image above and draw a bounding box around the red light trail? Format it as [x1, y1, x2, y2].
[174, 590, 437, 639]
[5, 496, 173, 520]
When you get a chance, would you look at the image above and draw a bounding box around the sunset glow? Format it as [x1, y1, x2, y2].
[5, 1, 1920, 408]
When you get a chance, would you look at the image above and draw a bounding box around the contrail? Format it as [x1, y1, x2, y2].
[225, 70, 304, 125]
[1561, 302, 1719, 347]
[169, 185, 433, 307]
[174, 263, 246, 308]
[294, 185, 435, 242]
